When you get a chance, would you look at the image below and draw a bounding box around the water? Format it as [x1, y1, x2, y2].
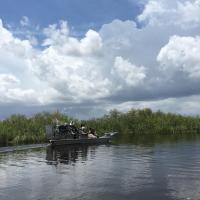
[0, 136, 200, 200]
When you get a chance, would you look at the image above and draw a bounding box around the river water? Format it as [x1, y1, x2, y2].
[0, 136, 200, 200]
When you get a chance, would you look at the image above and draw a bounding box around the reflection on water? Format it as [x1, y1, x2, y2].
[115, 133, 200, 146]
[0, 135, 200, 200]
[46, 145, 89, 165]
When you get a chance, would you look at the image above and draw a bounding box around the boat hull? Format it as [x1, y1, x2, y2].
[49, 137, 111, 146]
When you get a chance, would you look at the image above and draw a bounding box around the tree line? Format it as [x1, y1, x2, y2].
[1, 108, 200, 146]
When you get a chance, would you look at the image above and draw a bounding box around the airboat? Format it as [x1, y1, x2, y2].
[45, 123, 117, 147]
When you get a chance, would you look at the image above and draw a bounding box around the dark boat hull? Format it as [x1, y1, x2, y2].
[49, 137, 111, 146]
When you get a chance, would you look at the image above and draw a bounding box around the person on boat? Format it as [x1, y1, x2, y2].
[80, 124, 88, 138]
[80, 124, 86, 131]
[70, 121, 74, 126]
[69, 121, 79, 139]
[88, 128, 97, 139]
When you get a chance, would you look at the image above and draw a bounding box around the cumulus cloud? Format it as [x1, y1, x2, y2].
[42, 20, 69, 46]
[138, 0, 200, 28]
[0, 18, 147, 109]
[137, 1, 167, 25]
[0, 74, 19, 86]
[97, 0, 200, 116]
[20, 16, 30, 27]
[1, 0, 200, 118]
[112, 56, 146, 87]
[157, 35, 200, 79]
[0, 73, 37, 104]
[107, 95, 200, 116]
[43, 21, 102, 56]
[0, 19, 59, 105]
[32, 20, 148, 102]
[176, 0, 200, 28]
[33, 23, 111, 100]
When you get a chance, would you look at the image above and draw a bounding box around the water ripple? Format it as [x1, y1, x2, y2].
[0, 142, 200, 200]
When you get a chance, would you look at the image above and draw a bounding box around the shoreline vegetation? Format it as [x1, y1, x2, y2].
[1, 108, 200, 147]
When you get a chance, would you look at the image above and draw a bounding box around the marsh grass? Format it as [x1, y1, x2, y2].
[1, 108, 200, 146]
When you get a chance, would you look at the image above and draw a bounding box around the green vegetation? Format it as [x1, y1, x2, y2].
[84, 108, 200, 135]
[0, 112, 71, 146]
[1, 108, 200, 146]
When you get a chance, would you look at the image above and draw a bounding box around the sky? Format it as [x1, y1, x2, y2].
[0, 0, 200, 119]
